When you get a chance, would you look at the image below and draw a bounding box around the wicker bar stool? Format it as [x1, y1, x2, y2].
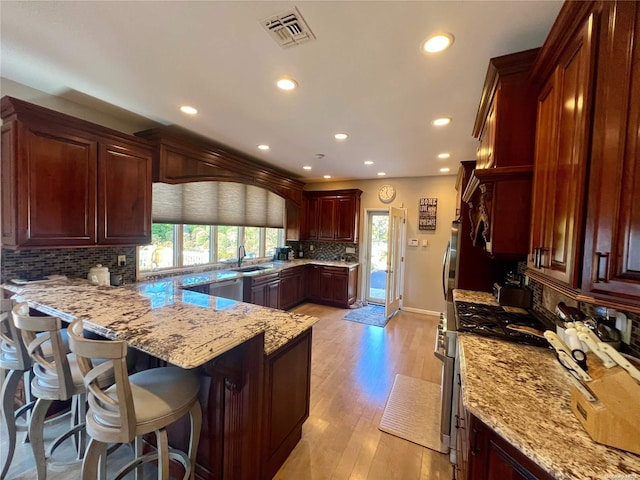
[67, 318, 202, 480]
[12, 303, 111, 480]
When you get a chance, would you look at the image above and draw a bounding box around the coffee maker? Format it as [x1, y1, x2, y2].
[276, 246, 292, 261]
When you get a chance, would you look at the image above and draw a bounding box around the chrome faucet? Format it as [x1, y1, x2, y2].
[237, 245, 246, 267]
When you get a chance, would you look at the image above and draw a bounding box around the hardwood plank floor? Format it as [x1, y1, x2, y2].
[1, 304, 452, 479]
[275, 303, 452, 480]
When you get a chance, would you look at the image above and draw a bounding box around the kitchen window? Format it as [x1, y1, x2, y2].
[138, 224, 284, 273]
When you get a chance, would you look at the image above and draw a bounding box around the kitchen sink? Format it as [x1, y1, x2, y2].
[231, 265, 270, 272]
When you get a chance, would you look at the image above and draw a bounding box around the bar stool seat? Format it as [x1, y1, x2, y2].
[68, 318, 202, 480]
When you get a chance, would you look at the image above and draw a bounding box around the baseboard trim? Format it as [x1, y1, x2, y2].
[400, 306, 441, 317]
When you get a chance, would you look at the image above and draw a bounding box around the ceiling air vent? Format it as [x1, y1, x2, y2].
[261, 7, 315, 48]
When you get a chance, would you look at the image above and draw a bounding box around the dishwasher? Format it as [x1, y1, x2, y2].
[209, 278, 244, 301]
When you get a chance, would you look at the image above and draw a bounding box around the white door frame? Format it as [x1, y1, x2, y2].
[361, 208, 406, 311]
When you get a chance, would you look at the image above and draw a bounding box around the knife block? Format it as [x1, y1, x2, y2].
[570, 358, 640, 455]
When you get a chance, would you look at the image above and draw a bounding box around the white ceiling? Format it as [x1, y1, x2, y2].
[0, 1, 562, 183]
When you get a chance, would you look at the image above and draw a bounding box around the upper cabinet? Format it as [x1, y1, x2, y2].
[527, 4, 597, 286]
[303, 189, 362, 243]
[0, 97, 152, 248]
[527, 1, 640, 310]
[463, 49, 538, 259]
[581, 1, 640, 302]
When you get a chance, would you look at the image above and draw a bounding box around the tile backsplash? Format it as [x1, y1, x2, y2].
[287, 241, 359, 262]
[1, 246, 137, 285]
[526, 274, 640, 358]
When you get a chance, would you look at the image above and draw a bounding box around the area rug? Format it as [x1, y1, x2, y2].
[343, 303, 389, 327]
[379, 374, 448, 453]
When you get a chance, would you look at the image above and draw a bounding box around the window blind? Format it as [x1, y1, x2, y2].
[152, 182, 285, 228]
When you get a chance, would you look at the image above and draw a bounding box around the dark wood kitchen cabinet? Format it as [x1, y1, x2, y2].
[261, 328, 312, 480]
[279, 265, 306, 310]
[244, 272, 280, 309]
[465, 49, 538, 259]
[307, 264, 358, 308]
[0, 96, 152, 248]
[527, 3, 599, 287]
[303, 189, 362, 243]
[581, 1, 640, 303]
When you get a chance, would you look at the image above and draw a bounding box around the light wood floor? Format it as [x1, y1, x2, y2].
[1, 304, 452, 479]
[275, 304, 452, 480]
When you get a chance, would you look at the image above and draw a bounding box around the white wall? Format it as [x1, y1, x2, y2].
[306, 175, 458, 314]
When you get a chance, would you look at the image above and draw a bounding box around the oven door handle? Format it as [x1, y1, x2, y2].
[442, 241, 450, 301]
[434, 350, 446, 362]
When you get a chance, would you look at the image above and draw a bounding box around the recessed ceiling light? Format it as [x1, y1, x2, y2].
[257, 144, 270, 151]
[334, 133, 348, 140]
[440, 167, 451, 173]
[432, 117, 452, 127]
[180, 105, 198, 115]
[303, 166, 312, 170]
[276, 77, 298, 90]
[438, 153, 451, 159]
[422, 32, 454, 53]
[323, 175, 332, 179]
[377, 172, 386, 176]
[364, 160, 374, 165]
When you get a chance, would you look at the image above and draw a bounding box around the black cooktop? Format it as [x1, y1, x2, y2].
[455, 301, 554, 348]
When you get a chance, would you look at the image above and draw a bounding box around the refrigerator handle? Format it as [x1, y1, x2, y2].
[442, 241, 450, 301]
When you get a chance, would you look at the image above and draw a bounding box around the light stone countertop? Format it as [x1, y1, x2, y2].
[3, 277, 319, 368]
[142, 259, 359, 289]
[456, 290, 640, 480]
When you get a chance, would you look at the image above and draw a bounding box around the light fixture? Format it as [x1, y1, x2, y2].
[438, 153, 451, 159]
[364, 160, 374, 165]
[323, 175, 332, 179]
[180, 105, 198, 115]
[334, 133, 348, 140]
[276, 77, 298, 90]
[303, 166, 312, 170]
[432, 117, 452, 127]
[422, 32, 454, 53]
[439, 167, 451, 173]
[377, 172, 386, 176]
[257, 144, 270, 151]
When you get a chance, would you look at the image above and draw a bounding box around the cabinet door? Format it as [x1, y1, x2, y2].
[332, 272, 349, 304]
[317, 197, 336, 241]
[335, 196, 357, 242]
[530, 13, 597, 286]
[16, 122, 97, 246]
[279, 274, 295, 310]
[98, 142, 152, 245]
[305, 197, 320, 240]
[582, 1, 640, 301]
[249, 283, 267, 306]
[319, 270, 334, 302]
[266, 281, 280, 309]
[307, 266, 321, 300]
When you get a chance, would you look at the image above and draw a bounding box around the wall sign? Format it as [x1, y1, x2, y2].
[419, 197, 437, 230]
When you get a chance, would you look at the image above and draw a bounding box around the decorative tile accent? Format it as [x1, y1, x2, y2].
[287, 241, 359, 262]
[1, 247, 137, 284]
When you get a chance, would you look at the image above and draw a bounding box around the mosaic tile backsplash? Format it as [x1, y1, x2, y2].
[1, 247, 137, 285]
[523, 270, 640, 358]
[287, 241, 359, 262]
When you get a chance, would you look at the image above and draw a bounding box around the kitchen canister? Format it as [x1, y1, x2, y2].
[88, 264, 110, 286]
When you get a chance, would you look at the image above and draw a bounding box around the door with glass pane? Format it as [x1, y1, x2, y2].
[366, 211, 389, 304]
[384, 207, 405, 318]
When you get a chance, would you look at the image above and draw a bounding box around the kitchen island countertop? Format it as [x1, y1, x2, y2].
[456, 292, 640, 479]
[3, 276, 318, 367]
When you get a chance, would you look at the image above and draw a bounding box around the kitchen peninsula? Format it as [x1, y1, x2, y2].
[2, 276, 319, 480]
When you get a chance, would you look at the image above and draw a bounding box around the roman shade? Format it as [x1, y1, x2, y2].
[152, 182, 285, 228]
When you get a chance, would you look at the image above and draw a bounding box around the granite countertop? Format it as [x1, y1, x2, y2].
[3, 277, 319, 368]
[146, 259, 360, 290]
[456, 290, 640, 480]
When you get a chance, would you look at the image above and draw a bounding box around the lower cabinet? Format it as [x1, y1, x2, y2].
[307, 264, 358, 308]
[279, 265, 307, 310]
[261, 329, 312, 479]
[457, 399, 553, 480]
[244, 273, 280, 309]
